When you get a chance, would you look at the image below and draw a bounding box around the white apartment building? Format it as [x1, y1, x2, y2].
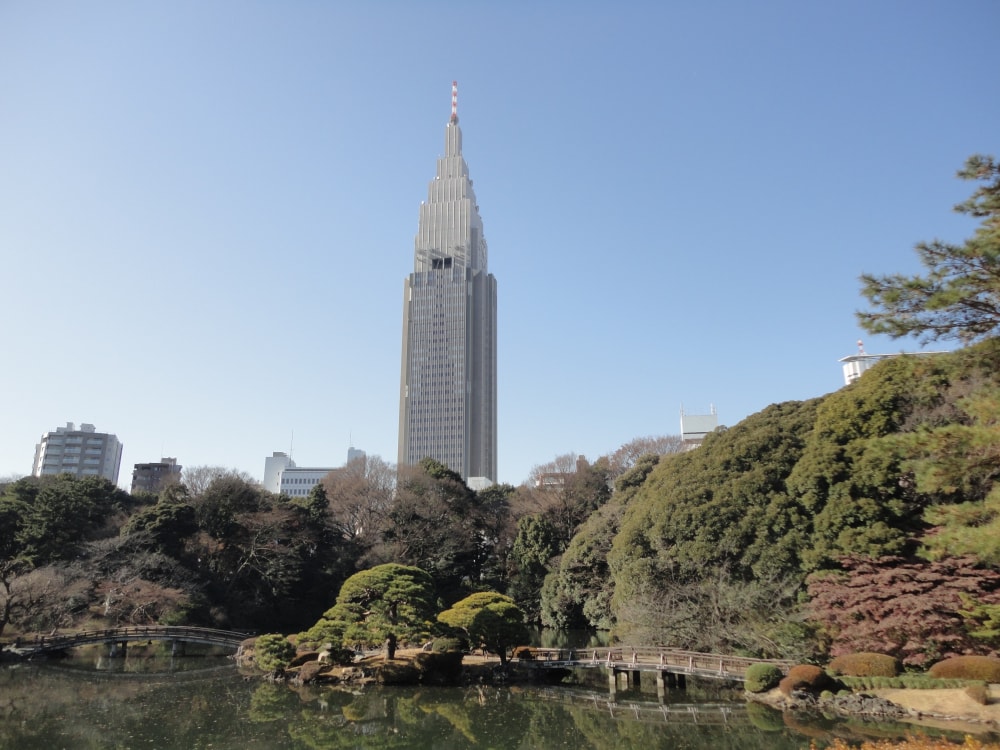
[32, 422, 123, 483]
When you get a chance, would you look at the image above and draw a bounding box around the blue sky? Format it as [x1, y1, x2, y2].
[1, 1, 997, 487]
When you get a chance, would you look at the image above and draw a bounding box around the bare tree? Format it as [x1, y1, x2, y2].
[320, 455, 395, 543]
[182, 466, 258, 497]
[606, 435, 684, 480]
[526, 453, 580, 488]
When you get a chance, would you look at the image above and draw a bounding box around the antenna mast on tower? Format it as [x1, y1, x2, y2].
[450, 80, 458, 122]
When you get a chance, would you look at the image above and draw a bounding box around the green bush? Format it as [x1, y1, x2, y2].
[431, 637, 466, 654]
[745, 663, 784, 693]
[254, 634, 296, 672]
[928, 656, 1000, 682]
[828, 652, 900, 677]
[778, 664, 837, 696]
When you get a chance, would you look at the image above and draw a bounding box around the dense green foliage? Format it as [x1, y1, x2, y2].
[437, 592, 527, 665]
[254, 633, 296, 672]
[300, 564, 437, 659]
[744, 663, 784, 693]
[567, 336, 1000, 658]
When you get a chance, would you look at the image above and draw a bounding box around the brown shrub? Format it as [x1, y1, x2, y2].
[812, 736, 1000, 749]
[965, 682, 990, 705]
[928, 656, 1000, 682]
[828, 652, 901, 677]
[513, 646, 533, 661]
[778, 664, 837, 696]
[297, 661, 324, 684]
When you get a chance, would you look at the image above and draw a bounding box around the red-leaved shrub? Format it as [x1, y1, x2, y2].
[778, 664, 836, 696]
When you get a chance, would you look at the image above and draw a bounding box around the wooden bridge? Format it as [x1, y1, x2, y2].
[517, 646, 792, 697]
[7, 625, 252, 658]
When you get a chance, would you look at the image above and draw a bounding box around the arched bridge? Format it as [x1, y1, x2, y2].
[10, 626, 252, 657]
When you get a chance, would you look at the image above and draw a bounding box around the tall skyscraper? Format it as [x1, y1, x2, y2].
[398, 82, 497, 486]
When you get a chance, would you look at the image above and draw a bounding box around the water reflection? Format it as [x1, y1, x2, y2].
[0, 657, 994, 750]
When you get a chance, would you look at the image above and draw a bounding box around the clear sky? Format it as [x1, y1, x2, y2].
[1, 1, 997, 488]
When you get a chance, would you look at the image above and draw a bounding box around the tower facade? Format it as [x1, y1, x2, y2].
[398, 83, 497, 484]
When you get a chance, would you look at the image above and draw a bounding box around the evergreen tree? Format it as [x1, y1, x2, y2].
[859, 154, 1000, 344]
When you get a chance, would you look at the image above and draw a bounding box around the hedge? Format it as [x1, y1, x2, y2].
[828, 652, 900, 678]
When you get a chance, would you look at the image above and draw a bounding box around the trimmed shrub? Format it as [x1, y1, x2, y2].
[431, 637, 466, 654]
[828, 652, 901, 678]
[965, 681, 989, 705]
[928, 655, 1000, 682]
[778, 664, 837, 696]
[745, 663, 784, 693]
[254, 633, 296, 672]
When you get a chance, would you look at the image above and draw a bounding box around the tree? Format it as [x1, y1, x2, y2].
[508, 514, 559, 622]
[254, 633, 296, 672]
[605, 435, 683, 481]
[120, 501, 198, 556]
[807, 555, 1000, 665]
[320, 455, 395, 544]
[438, 592, 527, 665]
[304, 563, 436, 660]
[181, 466, 258, 497]
[373, 460, 482, 601]
[858, 154, 1000, 344]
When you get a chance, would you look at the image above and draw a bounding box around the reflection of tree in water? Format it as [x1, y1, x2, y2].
[0, 664, 287, 750]
[3, 667, 980, 749]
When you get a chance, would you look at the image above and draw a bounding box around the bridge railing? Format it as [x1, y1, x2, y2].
[521, 646, 793, 679]
[13, 625, 253, 653]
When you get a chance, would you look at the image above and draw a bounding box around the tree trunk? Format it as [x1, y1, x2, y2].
[385, 633, 397, 660]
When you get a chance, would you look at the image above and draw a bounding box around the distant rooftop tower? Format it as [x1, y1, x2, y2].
[680, 405, 718, 450]
[838, 340, 947, 385]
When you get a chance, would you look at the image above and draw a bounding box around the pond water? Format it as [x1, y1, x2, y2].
[0, 650, 992, 749]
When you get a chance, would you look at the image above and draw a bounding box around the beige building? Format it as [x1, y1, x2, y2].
[32, 422, 123, 483]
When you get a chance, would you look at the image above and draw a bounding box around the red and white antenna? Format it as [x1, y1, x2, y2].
[450, 80, 458, 122]
[857, 339, 866, 355]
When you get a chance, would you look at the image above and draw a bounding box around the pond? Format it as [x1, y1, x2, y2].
[0, 650, 992, 749]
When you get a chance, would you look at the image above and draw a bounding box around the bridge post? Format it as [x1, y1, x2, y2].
[656, 672, 667, 702]
[109, 641, 127, 658]
[607, 668, 617, 697]
[171, 640, 184, 657]
[617, 671, 629, 690]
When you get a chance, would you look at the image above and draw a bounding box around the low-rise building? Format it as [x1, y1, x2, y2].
[131, 457, 182, 494]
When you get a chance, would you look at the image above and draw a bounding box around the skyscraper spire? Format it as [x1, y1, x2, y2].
[450, 80, 458, 123]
